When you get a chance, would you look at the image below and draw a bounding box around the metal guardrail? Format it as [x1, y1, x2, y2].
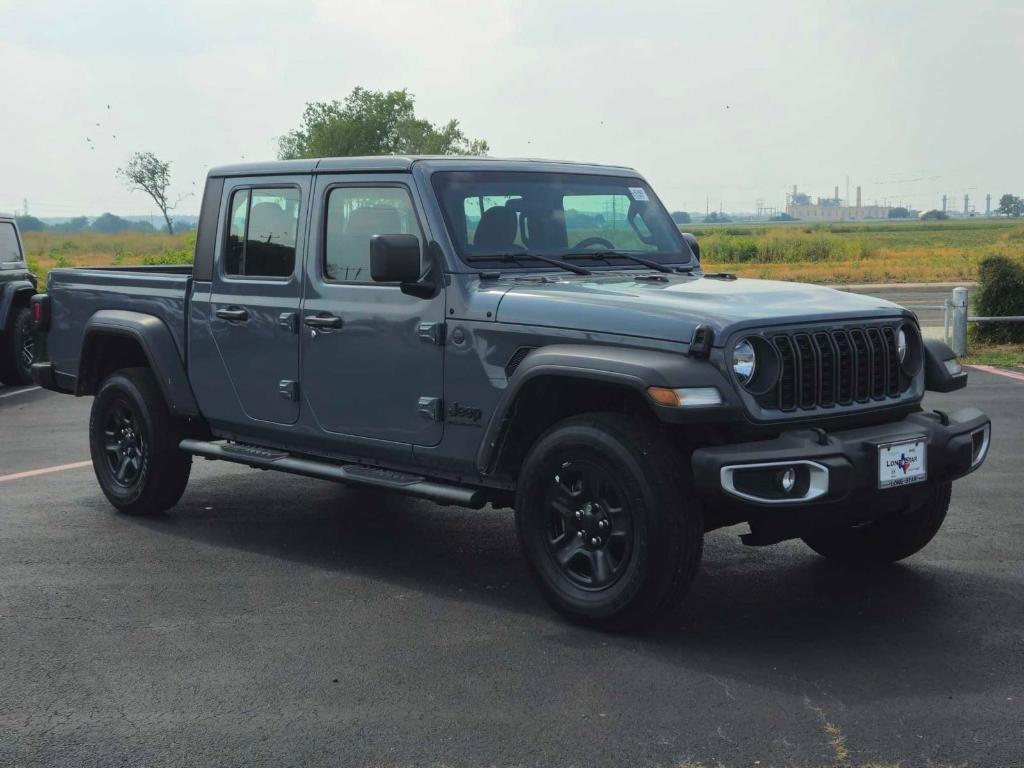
[942, 286, 1024, 356]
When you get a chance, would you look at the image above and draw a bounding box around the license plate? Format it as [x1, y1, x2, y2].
[878, 438, 927, 489]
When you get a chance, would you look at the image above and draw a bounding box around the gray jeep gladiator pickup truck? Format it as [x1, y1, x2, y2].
[0, 215, 36, 385]
[32, 157, 991, 628]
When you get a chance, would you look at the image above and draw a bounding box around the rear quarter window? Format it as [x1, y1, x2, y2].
[0, 223, 22, 263]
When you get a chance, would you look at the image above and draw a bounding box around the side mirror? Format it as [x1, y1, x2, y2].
[371, 234, 422, 284]
[681, 232, 701, 262]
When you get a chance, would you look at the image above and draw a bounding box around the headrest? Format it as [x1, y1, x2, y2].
[473, 206, 517, 250]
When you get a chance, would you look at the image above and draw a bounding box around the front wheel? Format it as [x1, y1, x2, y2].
[0, 305, 34, 385]
[801, 481, 952, 563]
[515, 413, 703, 630]
[89, 367, 192, 516]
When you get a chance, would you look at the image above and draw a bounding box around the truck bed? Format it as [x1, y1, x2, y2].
[45, 265, 192, 385]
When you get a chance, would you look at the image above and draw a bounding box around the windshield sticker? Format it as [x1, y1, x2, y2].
[628, 187, 649, 201]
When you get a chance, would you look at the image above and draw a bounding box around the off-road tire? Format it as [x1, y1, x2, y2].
[801, 481, 952, 564]
[0, 305, 34, 385]
[89, 367, 192, 516]
[515, 412, 703, 630]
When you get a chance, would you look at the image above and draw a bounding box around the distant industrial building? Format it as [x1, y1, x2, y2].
[786, 184, 893, 221]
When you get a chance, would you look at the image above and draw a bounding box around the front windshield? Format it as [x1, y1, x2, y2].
[431, 171, 695, 269]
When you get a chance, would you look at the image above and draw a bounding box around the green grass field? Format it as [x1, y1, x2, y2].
[23, 218, 1024, 288]
[688, 218, 1024, 283]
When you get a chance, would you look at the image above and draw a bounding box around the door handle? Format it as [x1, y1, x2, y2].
[303, 314, 343, 330]
[216, 307, 249, 322]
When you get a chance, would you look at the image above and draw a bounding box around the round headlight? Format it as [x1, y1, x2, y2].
[897, 328, 908, 364]
[732, 338, 757, 384]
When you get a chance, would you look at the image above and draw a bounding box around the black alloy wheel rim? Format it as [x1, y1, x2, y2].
[20, 327, 34, 370]
[102, 399, 145, 487]
[542, 458, 634, 590]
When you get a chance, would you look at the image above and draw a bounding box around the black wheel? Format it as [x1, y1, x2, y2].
[89, 367, 191, 516]
[515, 413, 703, 630]
[0, 305, 34, 385]
[801, 481, 952, 564]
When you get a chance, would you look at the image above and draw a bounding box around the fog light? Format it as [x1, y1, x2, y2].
[971, 424, 991, 467]
[779, 467, 796, 493]
[944, 358, 963, 376]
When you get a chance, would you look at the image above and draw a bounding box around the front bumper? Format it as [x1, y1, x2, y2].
[692, 407, 990, 515]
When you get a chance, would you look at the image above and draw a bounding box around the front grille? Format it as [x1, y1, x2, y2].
[759, 323, 905, 412]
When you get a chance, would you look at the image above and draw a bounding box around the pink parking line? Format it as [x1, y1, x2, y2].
[0, 460, 93, 483]
[967, 364, 1024, 383]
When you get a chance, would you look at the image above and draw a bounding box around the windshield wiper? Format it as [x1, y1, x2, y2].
[465, 253, 593, 276]
[562, 250, 693, 274]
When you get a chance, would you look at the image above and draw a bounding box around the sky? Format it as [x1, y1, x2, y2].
[1, 0, 1021, 219]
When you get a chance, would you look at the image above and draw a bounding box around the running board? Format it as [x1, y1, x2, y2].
[179, 439, 485, 508]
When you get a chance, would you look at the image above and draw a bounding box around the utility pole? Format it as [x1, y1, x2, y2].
[22, 198, 28, 217]
[986, 194, 991, 216]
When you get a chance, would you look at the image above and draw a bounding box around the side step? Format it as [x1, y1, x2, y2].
[179, 439, 485, 509]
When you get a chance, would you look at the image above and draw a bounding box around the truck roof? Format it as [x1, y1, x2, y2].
[207, 156, 639, 179]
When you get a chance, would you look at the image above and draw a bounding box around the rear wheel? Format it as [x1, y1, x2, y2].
[515, 413, 703, 630]
[0, 305, 34, 385]
[801, 481, 952, 563]
[89, 367, 191, 515]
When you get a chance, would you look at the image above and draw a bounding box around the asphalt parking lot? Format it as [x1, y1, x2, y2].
[1, 371, 1021, 768]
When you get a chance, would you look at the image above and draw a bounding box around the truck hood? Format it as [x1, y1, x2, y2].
[493, 273, 908, 344]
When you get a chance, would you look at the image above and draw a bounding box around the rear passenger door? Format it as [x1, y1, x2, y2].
[208, 177, 309, 425]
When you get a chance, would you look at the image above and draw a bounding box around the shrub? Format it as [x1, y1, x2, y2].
[971, 255, 1024, 343]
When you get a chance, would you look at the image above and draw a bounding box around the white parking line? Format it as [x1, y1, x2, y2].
[967, 364, 1024, 383]
[0, 461, 93, 483]
[0, 386, 41, 400]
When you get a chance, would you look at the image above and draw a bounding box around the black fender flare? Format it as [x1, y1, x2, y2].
[79, 310, 200, 417]
[475, 344, 739, 473]
[0, 280, 35, 330]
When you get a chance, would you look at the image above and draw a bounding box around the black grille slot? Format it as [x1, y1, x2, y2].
[773, 335, 797, 411]
[866, 328, 886, 398]
[505, 347, 535, 378]
[850, 330, 871, 402]
[882, 327, 900, 396]
[755, 323, 909, 412]
[793, 334, 817, 409]
[813, 332, 837, 406]
[833, 331, 854, 404]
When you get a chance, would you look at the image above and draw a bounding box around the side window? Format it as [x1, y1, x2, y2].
[0, 223, 22, 263]
[224, 187, 300, 278]
[324, 186, 420, 282]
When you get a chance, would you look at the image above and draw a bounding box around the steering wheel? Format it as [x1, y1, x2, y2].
[571, 236, 615, 250]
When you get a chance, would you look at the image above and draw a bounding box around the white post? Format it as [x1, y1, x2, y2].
[951, 286, 969, 357]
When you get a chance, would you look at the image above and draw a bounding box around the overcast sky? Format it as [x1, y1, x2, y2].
[1, 0, 1021, 218]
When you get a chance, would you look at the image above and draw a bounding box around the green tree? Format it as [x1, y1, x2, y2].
[118, 152, 185, 234]
[887, 207, 914, 219]
[670, 211, 691, 224]
[996, 194, 1024, 217]
[50, 217, 90, 233]
[921, 209, 949, 221]
[90, 212, 156, 234]
[278, 87, 489, 160]
[14, 215, 46, 232]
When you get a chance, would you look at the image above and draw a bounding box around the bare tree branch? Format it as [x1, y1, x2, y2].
[117, 152, 189, 234]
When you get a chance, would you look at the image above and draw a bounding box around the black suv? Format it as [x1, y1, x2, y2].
[0, 215, 36, 385]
